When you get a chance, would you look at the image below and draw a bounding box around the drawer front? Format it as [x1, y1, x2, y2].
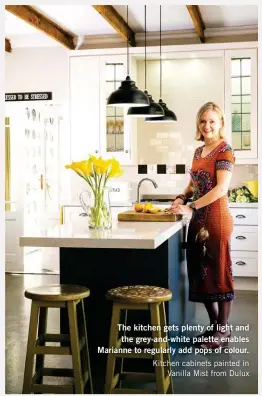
[230, 208, 258, 225]
[231, 226, 258, 251]
[231, 252, 258, 277]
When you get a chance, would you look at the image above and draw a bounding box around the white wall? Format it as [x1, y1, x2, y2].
[5, 47, 69, 103]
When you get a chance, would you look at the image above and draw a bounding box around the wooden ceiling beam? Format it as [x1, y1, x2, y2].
[93, 5, 136, 47]
[5, 38, 12, 53]
[5, 5, 75, 50]
[186, 5, 205, 43]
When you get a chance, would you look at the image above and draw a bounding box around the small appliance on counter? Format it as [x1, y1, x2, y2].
[108, 182, 133, 207]
[242, 180, 258, 198]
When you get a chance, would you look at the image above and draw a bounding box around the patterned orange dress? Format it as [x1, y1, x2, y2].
[186, 140, 235, 302]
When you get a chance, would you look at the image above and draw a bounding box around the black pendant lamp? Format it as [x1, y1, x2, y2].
[145, 6, 177, 123]
[127, 6, 164, 118]
[107, 6, 149, 108]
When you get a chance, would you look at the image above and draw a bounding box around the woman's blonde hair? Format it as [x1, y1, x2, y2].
[195, 102, 225, 141]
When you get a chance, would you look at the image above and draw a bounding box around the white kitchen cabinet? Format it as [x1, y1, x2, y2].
[231, 251, 257, 277]
[69, 54, 137, 164]
[99, 55, 136, 164]
[69, 56, 100, 159]
[225, 49, 257, 162]
[229, 205, 258, 277]
[231, 226, 258, 251]
[230, 207, 258, 225]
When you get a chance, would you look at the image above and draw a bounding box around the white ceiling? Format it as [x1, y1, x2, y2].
[199, 5, 258, 28]
[5, 5, 258, 49]
[113, 5, 194, 32]
[5, 11, 60, 47]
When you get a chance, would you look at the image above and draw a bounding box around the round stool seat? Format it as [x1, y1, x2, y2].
[106, 285, 172, 304]
[24, 284, 90, 302]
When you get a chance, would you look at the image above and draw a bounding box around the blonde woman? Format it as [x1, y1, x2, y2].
[168, 102, 235, 350]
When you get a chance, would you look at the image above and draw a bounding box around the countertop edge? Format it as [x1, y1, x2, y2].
[19, 236, 155, 249]
[19, 220, 184, 250]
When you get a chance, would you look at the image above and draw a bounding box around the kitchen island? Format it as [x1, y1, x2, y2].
[20, 216, 195, 392]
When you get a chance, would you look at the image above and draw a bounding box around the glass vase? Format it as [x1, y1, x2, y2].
[79, 187, 112, 229]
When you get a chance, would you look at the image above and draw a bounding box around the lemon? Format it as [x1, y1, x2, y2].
[134, 203, 144, 212]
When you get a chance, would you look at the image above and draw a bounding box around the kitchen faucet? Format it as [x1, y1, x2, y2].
[137, 178, 158, 203]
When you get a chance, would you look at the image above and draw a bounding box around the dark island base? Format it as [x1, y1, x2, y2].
[60, 227, 195, 393]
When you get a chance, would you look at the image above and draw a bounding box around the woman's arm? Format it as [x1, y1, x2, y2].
[171, 179, 194, 206]
[168, 170, 232, 215]
[194, 169, 232, 210]
[183, 179, 194, 199]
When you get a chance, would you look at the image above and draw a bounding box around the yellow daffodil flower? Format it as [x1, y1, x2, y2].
[108, 158, 124, 178]
[91, 157, 110, 175]
[65, 155, 123, 181]
[65, 160, 92, 179]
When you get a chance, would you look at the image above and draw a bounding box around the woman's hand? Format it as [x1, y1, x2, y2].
[171, 198, 184, 208]
[167, 204, 193, 215]
[166, 198, 184, 213]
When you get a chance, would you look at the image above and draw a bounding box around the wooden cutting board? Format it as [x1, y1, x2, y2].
[118, 210, 182, 222]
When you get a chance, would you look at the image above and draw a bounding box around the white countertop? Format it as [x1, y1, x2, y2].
[20, 201, 257, 250]
[19, 215, 184, 250]
[228, 202, 258, 208]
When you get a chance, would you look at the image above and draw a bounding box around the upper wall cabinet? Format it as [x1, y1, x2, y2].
[99, 55, 136, 164]
[69, 54, 136, 164]
[69, 56, 100, 160]
[224, 49, 257, 162]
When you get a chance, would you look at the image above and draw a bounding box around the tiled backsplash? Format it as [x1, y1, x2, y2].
[117, 164, 258, 202]
[70, 163, 257, 204]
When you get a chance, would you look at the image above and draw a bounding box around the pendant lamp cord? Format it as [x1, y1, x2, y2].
[127, 6, 129, 76]
[144, 5, 147, 91]
[160, 5, 162, 100]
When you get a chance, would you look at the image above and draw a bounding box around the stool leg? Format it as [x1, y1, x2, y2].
[104, 304, 121, 394]
[119, 309, 128, 389]
[35, 307, 48, 384]
[79, 299, 93, 393]
[67, 300, 84, 394]
[22, 301, 40, 394]
[159, 302, 174, 394]
[150, 303, 165, 394]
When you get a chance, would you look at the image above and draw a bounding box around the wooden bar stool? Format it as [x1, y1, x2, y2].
[22, 284, 93, 394]
[105, 285, 174, 394]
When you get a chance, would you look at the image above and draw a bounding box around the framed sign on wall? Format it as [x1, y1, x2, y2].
[5, 92, 52, 101]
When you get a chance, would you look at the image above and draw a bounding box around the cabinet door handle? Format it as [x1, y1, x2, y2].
[125, 150, 128, 153]
[236, 214, 246, 218]
[236, 261, 246, 266]
[236, 236, 246, 240]
[40, 174, 44, 190]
